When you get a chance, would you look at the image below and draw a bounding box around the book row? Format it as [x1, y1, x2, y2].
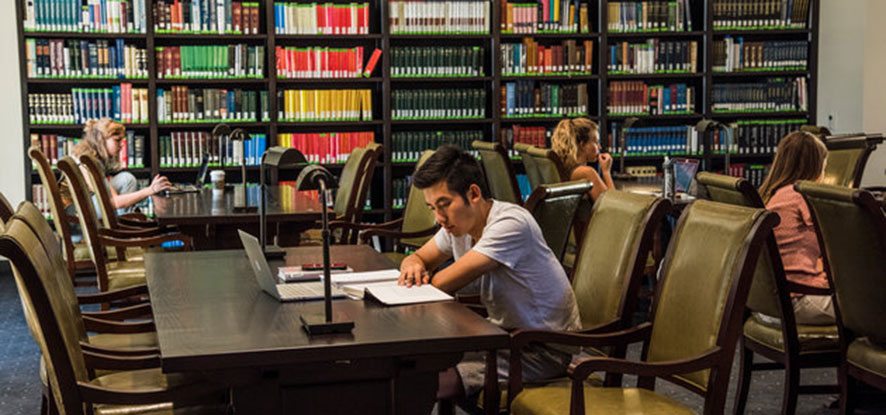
[30, 130, 146, 168]
[23, 0, 148, 33]
[153, 0, 261, 34]
[607, 81, 696, 115]
[391, 177, 410, 208]
[607, 1, 693, 33]
[729, 118, 807, 154]
[501, 0, 592, 34]
[501, 39, 593, 75]
[273, 2, 370, 35]
[712, 38, 808, 72]
[391, 46, 485, 77]
[389, 0, 490, 34]
[278, 131, 375, 164]
[712, 0, 811, 29]
[721, 163, 768, 187]
[275, 46, 367, 79]
[157, 87, 269, 122]
[608, 40, 698, 74]
[390, 130, 483, 161]
[156, 45, 266, 79]
[28, 84, 149, 124]
[711, 77, 808, 113]
[501, 125, 550, 156]
[278, 89, 373, 122]
[25, 38, 147, 79]
[503, 81, 589, 118]
[392, 89, 487, 120]
[158, 131, 267, 167]
[609, 124, 704, 155]
[32, 184, 52, 218]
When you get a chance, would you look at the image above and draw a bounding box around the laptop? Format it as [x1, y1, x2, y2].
[238, 230, 346, 302]
[673, 158, 700, 193]
[165, 153, 210, 194]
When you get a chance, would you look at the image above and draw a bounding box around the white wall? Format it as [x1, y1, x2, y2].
[0, 0, 26, 206]
[861, 0, 886, 185]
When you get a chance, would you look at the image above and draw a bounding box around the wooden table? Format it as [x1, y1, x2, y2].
[144, 245, 508, 415]
[614, 176, 695, 205]
[151, 185, 322, 250]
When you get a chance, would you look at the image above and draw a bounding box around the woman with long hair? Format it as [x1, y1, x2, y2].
[550, 117, 614, 200]
[759, 131, 833, 325]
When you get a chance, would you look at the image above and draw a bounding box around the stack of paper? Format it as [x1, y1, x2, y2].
[334, 269, 453, 306]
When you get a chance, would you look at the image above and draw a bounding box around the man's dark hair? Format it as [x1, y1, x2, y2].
[413, 145, 489, 202]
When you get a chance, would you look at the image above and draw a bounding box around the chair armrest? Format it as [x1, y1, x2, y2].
[786, 281, 832, 296]
[77, 284, 149, 305]
[80, 341, 159, 357]
[578, 319, 624, 335]
[359, 225, 438, 244]
[83, 303, 153, 321]
[99, 227, 164, 238]
[97, 233, 193, 250]
[77, 377, 225, 406]
[83, 316, 156, 334]
[119, 212, 159, 226]
[568, 346, 723, 382]
[83, 350, 161, 371]
[329, 218, 404, 235]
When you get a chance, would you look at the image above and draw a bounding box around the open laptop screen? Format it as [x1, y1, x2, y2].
[673, 158, 700, 193]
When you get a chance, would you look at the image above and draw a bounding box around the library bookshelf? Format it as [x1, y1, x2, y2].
[17, 0, 819, 217]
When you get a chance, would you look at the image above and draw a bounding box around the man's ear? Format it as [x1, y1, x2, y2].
[469, 184, 483, 204]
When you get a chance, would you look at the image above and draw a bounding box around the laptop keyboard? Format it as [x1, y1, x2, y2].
[277, 282, 343, 300]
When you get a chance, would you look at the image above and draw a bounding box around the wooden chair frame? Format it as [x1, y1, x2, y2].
[78, 154, 168, 232]
[473, 140, 523, 205]
[331, 143, 383, 245]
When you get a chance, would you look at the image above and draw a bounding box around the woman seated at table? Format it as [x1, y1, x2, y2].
[550, 117, 614, 200]
[60, 119, 171, 238]
[758, 131, 833, 325]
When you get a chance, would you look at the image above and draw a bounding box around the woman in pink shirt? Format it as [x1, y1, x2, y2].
[759, 131, 833, 325]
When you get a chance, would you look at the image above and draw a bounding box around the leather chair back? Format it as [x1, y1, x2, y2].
[822, 134, 881, 188]
[29, 147, 79, 276]
[79, 154, 119, 230]
[0, 192, 13, 221]
[332, 146, 369, 218]
[524, 180, 592, 261]
[527, 146, 569, 185]
[646, 200, 778, 392]
[400, 150, 438, 248]
[796, 181, 886, 344]
[473, 141, 522, 205]
[514, 143, 541, 193]
[571, 190, 669, 331]
[696, 172, 782, 318]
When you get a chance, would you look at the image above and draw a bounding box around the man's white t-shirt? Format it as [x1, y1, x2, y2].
[434, 200, 581, 332]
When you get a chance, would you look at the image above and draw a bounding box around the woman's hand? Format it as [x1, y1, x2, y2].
[149, 175, 172, 194]
[598, 153, 613, 173]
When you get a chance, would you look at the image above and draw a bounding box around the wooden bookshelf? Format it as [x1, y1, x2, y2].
[17, 0, 819, 217]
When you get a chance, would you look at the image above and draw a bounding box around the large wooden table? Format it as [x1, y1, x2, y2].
[151, 185, 322, 249]
[144, 245, 508, 415]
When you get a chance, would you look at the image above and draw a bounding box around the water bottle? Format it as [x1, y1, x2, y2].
[662, 156, 675, 201]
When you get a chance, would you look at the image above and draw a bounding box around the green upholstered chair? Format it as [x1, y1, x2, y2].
[795, 181, 886, 414]
[523, 180, 593, 262]
[0, 192, 13, 222]
[58, 157, 192, 297]
[510, 200, 780, 415]
[526, 145, 570, 186]
[0, 216, 228, 415]
[29, 146, 97, 282]
[473, 140, 523, 205]
[821, 134, 883, 188]
[351, 150, 439, 265]
[697, 172, 839, 415]
[514, 143, 542, 193]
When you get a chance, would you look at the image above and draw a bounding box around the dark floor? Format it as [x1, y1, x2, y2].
[1, 268, 883, 415]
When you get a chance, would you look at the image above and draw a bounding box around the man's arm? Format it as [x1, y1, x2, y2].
[398, 239, 450, 286]
[430, 250, 499, 294]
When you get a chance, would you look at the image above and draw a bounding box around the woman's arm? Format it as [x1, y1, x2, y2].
[109, 175, 171, 209]
[572, 166, 610, 201]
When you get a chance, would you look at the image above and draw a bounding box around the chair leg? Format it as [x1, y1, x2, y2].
[733, 342, 754, 415]
[438, 398, 455, 415]
[840, 364, 856, 415]
[782, 363, 800, 415]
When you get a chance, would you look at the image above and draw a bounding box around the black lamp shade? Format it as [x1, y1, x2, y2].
[262, 146, 309, 168]
[295, 165, 339, 191]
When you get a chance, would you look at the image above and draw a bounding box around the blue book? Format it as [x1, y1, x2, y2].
[275, 4, 282, 33]
[677, 84, 686, 112]
[662, 87, 671, 113]
[112, 85, 121, 121]
[227, 90, 235, 119]
[505, 82, 516, 117]
[116, 39, 125, 75]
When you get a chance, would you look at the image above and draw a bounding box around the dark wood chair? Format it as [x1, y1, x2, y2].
[473, 140, 523, 205]
[0, 192, 13, 222]
[57, 156, 192, 296]
[509, 200, 780, 415]
[523, 180, 592, 263]
[821, 134, 883, 188]
[514, 143, 542, 194]
[0, 215, 228, 415]
[526, 145, 571, 186]
[796, 181, 886, 415]
[697, 171, 840, 415]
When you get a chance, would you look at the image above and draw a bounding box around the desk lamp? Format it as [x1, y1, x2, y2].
[695, 119, 729, 173]
[295, 164, 354, 335]
[612, 117, 639, 180]
[260, 146, 308, 259]
[230, 128, 256, 213]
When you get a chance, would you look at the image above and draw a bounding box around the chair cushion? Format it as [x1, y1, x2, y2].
[511, 385, 693, 415]
[478, 375, 603, 412]
[74, 242, 93, 262]
[92, 369, 227, 415]
[383, 252, 408, 266]
[106, 262, 147, 290]
[743, 314, 839, 354]
[73, 243, 144, 262]
[847, 337, 886, 378]
[89, 332, 158, 351]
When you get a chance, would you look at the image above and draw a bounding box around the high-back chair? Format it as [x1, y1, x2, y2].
[515, 143, 542, 193]
[523, 180, 592, 262]
[473, 140, 522, 205]
[332, 142, 383, 245]
[29, 146, 96, 282]
[697, 171, 840, 415]
[58, 156, 191, 294]
[526, 145, 570, 186]
[822, 134, 883, 188]
[796, 181, 886, 414]
[0, 193, 13, 221]
[510, 200, 779, 415]
[0, 217, 227, 415]
[355, 150, 438, 265]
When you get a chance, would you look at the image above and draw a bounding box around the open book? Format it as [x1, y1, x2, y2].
[335, 269, 453, 306]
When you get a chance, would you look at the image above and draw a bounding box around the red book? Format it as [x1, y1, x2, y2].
[232, 2, 242, 32]
[362, 48, 382, 77]
[317, 4, 326, 34]
[355, 47, 363, 77]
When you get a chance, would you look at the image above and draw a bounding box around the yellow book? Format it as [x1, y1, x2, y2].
[361, 90, 372, 120]
[569, 4, 575, 31]
[553, 0, 560, 29]
[303, 89, 314, 120]
[506, 3, 514, 32]
[285, 90, 295, 120]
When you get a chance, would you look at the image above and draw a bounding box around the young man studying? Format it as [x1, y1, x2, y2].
[398, 145, 581, 403]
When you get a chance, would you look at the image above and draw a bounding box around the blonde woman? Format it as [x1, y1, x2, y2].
[550, 117, 614, 200]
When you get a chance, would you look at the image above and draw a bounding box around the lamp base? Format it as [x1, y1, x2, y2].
[263, 244, 287, 260]
[300, 314, 354, 335]
[232, 205, 257, 213]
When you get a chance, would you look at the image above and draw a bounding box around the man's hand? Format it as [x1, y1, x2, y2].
[398, 254, 430, 287]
